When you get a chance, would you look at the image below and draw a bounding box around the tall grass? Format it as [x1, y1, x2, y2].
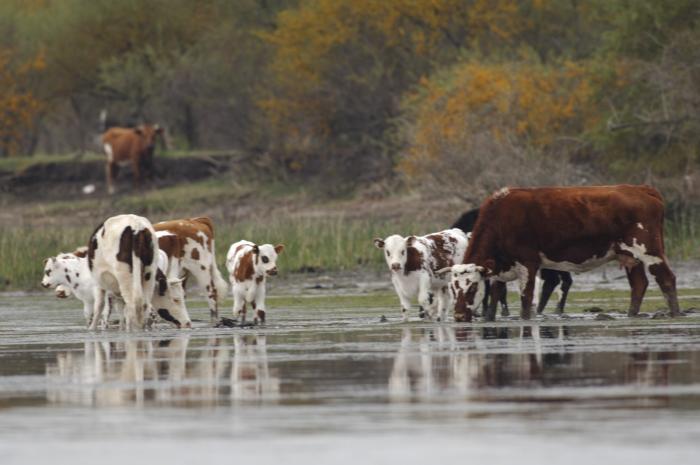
[0, 216, 429, 290]
[665, 212, 700, 260]
[6, 214, 699, 291]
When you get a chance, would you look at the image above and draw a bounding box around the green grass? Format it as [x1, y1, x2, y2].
[0, 216, 427, 291]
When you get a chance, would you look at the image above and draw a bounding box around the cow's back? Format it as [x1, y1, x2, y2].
[471, 185, 664, 256]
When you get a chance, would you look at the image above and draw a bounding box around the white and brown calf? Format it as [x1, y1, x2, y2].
[87, 214, 158, 331]
[374, 228, 469, 322]
[42, 248, 101, 325]
[225, 240, 284, 324]
[43, 243, 187, 330]
[154, 217, 228, 322]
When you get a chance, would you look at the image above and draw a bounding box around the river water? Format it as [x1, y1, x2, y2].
[1, 295, 700, 464]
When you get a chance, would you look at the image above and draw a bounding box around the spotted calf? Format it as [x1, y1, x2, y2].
[154, 217, 228, 322]
[42, 247, 103, 326]
[225, 240, 284, 324]
[374, 228, 469, 321]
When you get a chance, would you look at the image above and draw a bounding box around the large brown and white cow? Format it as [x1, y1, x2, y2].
[439, 185, 680, 322]
[154, 217, 229, 322]
[374, 228, 469, 322]
[102, 124, 163, 194]
[87, 214, 159, 330]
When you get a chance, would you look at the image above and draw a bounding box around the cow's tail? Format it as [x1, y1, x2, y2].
[210, 239, 230, 304]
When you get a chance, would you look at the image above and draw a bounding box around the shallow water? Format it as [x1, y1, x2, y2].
[2, 296, 700, 464]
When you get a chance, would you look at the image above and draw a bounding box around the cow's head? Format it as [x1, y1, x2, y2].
[153, 276, 191, 329]
[134, 124, 164, 152]
[436, 263, 491, 322]
[252, 244, 284, 276]
[374, 235, 415, 273]
[41, 257, 63, 289]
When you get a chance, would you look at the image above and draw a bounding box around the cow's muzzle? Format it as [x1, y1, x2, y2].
[391, 263, 401, 272]
[41, 281, 51, 289]
[267, 268, 278, 276]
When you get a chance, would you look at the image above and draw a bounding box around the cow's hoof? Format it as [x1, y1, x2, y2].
[379, 315, 388, 323]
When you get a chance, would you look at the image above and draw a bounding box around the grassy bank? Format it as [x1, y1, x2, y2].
[1, 216, 429, 291]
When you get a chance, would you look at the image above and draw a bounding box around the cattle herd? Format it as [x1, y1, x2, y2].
[41, 184, 682, 331]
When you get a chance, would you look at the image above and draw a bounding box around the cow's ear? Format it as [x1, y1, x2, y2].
[252, 245, 259, 255]
[274, 244, 285, 255]
[43, 258, 49, 266]
[406, 236, 416, 246]
[373, 238, 385, 249]
[436, 267, 452, 278]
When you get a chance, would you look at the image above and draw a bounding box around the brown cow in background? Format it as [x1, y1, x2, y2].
[102, 124, 163, 194]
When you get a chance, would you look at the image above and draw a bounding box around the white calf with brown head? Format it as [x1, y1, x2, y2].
[374, 228, 469, 322]
[226, 240, 284, 324]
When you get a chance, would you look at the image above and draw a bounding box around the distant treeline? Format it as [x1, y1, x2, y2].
[1, 0, 700, 201]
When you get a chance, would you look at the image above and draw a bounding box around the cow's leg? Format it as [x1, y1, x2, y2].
[391, 275, 412, 321]
[89, 289, 106, 330]
[649, 261, 681, 317]
[417, 272, 433, 320]
[436, 286, 449, 322]
[479, 280, 491, 318]
[253, 284, 267, 324]
[106, 162, 119, 195]
[131, 157, 142, 190]
[82, 299, 93, 326]
[518, 264, 537, 320]
[556, 272, 573, 314]
[484, 280, 501, 321]
[618, 231, 681, 317]
[536, 269, 560, 314]
[625, 262, 648, 317]
[232, 287, 246, 322]
[497, 281, 509, 317]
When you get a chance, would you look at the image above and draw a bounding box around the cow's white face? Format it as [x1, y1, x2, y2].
[41, 257, 64, 289]
[374, 235, 411, 273]
[437, 264, 487, 322]
[254, 244, 284, 276]
[153, 278, 190, 328]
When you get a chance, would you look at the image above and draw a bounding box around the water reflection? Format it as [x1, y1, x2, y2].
[45, 334, 279, 406]
[388, 325, 679, 401]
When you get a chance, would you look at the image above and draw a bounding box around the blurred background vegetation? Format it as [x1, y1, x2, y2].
[3, 0, 700, 288]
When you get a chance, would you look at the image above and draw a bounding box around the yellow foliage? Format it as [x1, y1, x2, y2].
[260, 0, 529, 153]
[0, 49, 45, 156]
[401, 59, 605, 176]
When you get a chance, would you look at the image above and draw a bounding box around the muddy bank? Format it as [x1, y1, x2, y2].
[0, 152, 243, 199]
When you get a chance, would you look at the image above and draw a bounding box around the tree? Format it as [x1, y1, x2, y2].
[0, 49, 45, 156]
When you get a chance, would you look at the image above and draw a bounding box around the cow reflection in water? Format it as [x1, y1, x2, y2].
[388, 325, 677, 400]
[388, 326, 550, 400]
[45, 334, 279, 406]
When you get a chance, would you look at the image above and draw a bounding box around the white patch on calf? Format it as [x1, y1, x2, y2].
[637, 223, 645, 230]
